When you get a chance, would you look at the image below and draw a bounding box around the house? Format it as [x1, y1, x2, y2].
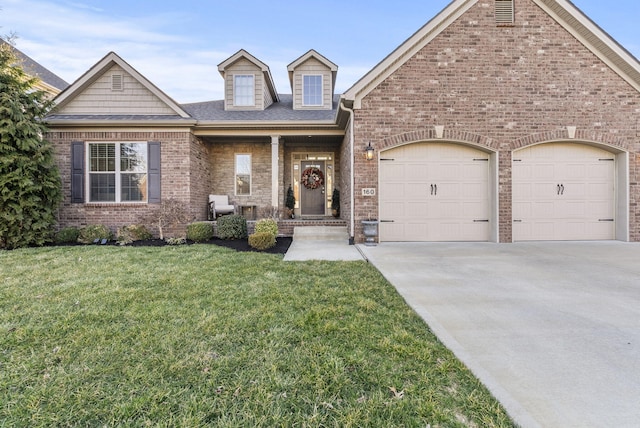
[47, 0, 640, 243]
[1, 40, 69, 97]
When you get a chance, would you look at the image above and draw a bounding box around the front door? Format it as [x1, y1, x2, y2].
[300, 160, 325, 215]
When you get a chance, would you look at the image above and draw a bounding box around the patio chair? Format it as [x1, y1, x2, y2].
[208, 195, 235, 220]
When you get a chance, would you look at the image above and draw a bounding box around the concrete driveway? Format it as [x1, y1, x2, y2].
[359, 242, 640, 428]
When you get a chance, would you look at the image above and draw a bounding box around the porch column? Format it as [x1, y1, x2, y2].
[271, 135, 280, 208]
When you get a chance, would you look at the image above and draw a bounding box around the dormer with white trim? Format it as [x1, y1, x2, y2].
[218, 50, 279, 111]
[287, 50, 337, 110]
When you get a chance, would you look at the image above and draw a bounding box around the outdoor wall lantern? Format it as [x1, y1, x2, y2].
[365, 142, 375, 161]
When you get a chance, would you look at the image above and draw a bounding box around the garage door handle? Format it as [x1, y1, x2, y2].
[599, 219, 614, 222]
[434, 184, 438, 195]
[557, 184, 565, 195]
[474, 219, 489, 223]
[380, 220, 395, 223]
[430, 184, 434, 195]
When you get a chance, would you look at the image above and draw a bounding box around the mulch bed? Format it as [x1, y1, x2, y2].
[103, 237, 292, 254]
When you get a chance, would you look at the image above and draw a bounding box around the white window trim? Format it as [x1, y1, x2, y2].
[233, 74, 255, 107]
[302, 74, 323, 106]
[86, 141, 148, 203]
[234, 153, 252, 196]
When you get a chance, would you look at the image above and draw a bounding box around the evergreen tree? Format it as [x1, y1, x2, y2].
[0, 40, 62, 249]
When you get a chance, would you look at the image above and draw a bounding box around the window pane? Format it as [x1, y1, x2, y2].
[90, 143, 115, 172]
[303, 75, 323, 105]
[234, 75, 254, 106]
[235, 154, 251, 195]
[121, 173, 147, 202]
[236, 175, 250, 195]
[89, 174, 116, 202]
[120, 143, 148, 173]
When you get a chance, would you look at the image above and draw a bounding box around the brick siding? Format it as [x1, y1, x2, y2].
[352, 0, 640, 243]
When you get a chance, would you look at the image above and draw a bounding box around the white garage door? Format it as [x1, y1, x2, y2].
[513, 143, 615, 241]
[379, 143, 491, 242]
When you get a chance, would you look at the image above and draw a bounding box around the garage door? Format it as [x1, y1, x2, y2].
[512, 143, 615, 241]
[379, 142, 491, 242]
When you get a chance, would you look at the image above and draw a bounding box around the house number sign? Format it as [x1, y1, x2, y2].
[362, 188, 376, 196]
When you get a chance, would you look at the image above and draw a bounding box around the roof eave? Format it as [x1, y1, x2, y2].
[46, 119, 197, 127]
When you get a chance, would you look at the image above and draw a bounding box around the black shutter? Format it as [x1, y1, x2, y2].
[148, 141, 161, 204]
[71, 141, 85, 203]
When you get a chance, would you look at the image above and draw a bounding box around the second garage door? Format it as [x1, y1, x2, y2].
[512, 143, 616, 241]
[379, 142, 491, 242]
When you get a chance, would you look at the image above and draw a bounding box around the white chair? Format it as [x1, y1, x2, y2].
[208, 195, 235, 219]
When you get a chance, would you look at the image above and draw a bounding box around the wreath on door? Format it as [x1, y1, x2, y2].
[301, 167, 324, 190]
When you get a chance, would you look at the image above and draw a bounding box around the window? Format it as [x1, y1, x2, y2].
[495, 0, 514, 25]
[88, 142, 148, 202]
[235, 154, 251, 195]
[303, 75, 323, 106]
[234, 75, 255, 106]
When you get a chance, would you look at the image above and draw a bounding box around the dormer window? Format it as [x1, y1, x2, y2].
[234, 75, 255, 106]
[303, 75, 323, 106]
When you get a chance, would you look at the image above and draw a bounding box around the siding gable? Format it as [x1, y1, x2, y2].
[218, 49, 279, 111]
[53, 51, 191, 118]
[57, 64, 177, 115]
[287, 50, 338, 111]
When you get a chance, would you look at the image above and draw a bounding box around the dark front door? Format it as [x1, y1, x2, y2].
[300, 160, 325, 215]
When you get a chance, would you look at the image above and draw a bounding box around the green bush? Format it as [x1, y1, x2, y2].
[255, 218, 278, 236]
[116, 224, 153, 245]
[248, 231, 276, 251]
[55, 227, 80, 244]
[217, 214, 247, 240]
[186, 222, 214, 242]
[78, 225, 113, 244]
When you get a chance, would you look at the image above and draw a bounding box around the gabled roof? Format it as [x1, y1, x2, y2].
[218, 49, 279, 102]
[342, 0, 640, 109]
[53, 51, 191, 118]
[1, 40, 69, 94]
[287, 49, 338, 89]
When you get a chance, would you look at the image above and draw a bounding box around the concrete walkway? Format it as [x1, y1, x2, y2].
[283, 239, 364, 261]
[359, 242, 640, 428]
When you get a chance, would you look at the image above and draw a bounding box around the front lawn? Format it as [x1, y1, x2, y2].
[0, 245, 514, 427]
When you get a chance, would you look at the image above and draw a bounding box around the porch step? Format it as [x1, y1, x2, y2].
[293, 226, 349, 241]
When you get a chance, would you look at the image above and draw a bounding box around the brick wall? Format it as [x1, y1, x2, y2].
[208, 140, 275, 212]
[352, 0, 640, 242]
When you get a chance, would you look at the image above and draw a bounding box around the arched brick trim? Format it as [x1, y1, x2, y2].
[512, 129, 627, 151]
[380, 129, 496, 152]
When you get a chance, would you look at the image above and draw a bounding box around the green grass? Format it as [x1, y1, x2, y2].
[0, 245, 515, 427]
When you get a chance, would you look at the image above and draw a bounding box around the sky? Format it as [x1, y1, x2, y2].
[2, 0, 639, 104]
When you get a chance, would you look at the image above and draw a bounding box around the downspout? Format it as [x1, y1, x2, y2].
[340, 101, 355, 244]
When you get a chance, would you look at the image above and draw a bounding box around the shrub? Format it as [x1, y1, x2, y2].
[255, 218, 278, 237]
[78, 225, 113, 244]
[55, 227, 80, 244]
[217, 214, 247, 240]
[186, 222, 214, 242]
[165, 237, 187, 245]
[248, 231, 276, 251]
[116, 224, 153, 245]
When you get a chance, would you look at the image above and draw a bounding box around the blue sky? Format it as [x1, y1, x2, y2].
[2, 0, 639, 103]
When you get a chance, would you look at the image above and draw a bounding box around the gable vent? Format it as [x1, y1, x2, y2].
[495, 0, 514, 25]
[111, 74, 124, 91]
